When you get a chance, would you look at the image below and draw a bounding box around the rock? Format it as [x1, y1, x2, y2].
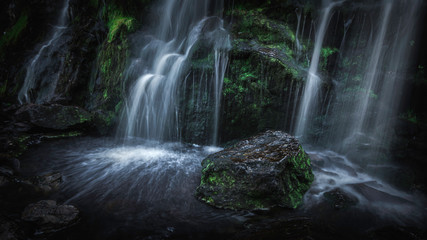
[15, 104, 92, 130]
[33, 172, 62, 192]
[26, 172, 62, 193]
[22, 200, 79, 234]
[348, 183, 413, 205]
[0, 167, 13, 176]
[323, 188, 358, 210]
[195, 130, 314, 210]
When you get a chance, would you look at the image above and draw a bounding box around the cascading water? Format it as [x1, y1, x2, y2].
[296, 0, 425, 222]
[121, 0, 230, 143]
[318, 0, 422, 155]
[17, 0, 70, 104]
[294, 0, 342, 138]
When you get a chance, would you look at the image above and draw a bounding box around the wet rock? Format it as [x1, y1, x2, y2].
[196, 130, 314, 210]
[0, 167, 14, 176]
[26, 173, 62, 193]
[323, 188, 358, 210]
[15, 104, 92, 130]
[349, 183, 412, 205]
[22, 200, 79, 234]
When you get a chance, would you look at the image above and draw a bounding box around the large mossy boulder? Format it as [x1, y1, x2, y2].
[195, 130, 314, 210]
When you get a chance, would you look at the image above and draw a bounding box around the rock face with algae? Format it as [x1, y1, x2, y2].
[196, 130, 314, 210]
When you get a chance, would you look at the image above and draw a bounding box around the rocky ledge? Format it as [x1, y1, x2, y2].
[195, 130, 314, 210]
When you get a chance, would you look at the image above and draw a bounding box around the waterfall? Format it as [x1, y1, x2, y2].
[294, 0, 342, 138]
[294, 8, 303, 58]
[17, 0, 70, 104]
[121, 0, 230, 143]
[311, 0, 423, 156]
[212, 46, 229, 145]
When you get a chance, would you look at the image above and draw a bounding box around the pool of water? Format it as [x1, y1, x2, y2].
[15, 137, 427, 239]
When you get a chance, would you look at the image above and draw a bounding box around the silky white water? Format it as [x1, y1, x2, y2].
[17, 0, 70, 104]
[121, 0, 230, 143]
[295, 0, 343, 138]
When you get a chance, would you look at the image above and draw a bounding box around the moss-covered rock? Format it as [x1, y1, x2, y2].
[196, 130, 314, 210]
[219, 6, 308, 142]
[15, 104, 92, 130]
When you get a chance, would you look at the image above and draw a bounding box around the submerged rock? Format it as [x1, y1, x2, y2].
[195, 130, 314, 210]
[27, 172, 62, 193]
[323, 188, 358, 210]
[22, 200, 79, 234]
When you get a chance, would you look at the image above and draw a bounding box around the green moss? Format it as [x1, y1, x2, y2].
[400, 110, 418, 124]
[283, 146, 314, 208]
[45, 131, 83, 139]
[114, 101, 123, 113]
[320, 46, 338, 69]
[191, 53, 214, 69]
[107, 10, 136, 43]
[344, 86, 378, 100]
[103, 89, 108, 99]
[245, 199, 265, 209]
[205, 170, 236, 188]
[0, 12, 28, 54]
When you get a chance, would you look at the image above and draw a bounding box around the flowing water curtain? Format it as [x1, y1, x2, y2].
[17, 0, 70, 104]
[294, 0, 343, 138]
[320, 0, 423, 154]
[121, 0, 230, 143]
[294, 0, 423, 156]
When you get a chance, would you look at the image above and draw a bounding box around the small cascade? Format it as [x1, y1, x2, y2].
[17, 0, 70, 104]
[318, 0, 423, 155]
[121, 0, 230, 143]
[212, 43, 230, 145]
[294, 8, 303, 58]
[350, 2, 393, 139]
[295, 0, 342, 138]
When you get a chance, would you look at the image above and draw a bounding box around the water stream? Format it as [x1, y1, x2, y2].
[293, 0, 426, 226]
[295, 0, 342, 138]
[121, 0, 230, 143]
[17, 0, 70, 104]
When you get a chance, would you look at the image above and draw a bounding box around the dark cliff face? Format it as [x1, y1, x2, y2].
[0, 1, 65, 99]
[0, 0, 426, 148]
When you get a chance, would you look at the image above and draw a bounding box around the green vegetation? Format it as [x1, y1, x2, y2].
[283, 147, 314, 208]
[320, 46, 338, 69]
[400, 110, 418, 124]
[89, 3, 137, 115]
[0, 12, 28, 55]
[221, 50, 300, 141]
[107, 15, 136, 43]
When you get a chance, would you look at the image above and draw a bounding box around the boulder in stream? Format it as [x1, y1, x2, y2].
[196, 130, 314, 210]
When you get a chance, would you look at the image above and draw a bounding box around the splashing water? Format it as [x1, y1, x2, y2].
[120, 0, 230, 143]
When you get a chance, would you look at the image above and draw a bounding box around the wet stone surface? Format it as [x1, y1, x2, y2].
[196, 130, 314, 210]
